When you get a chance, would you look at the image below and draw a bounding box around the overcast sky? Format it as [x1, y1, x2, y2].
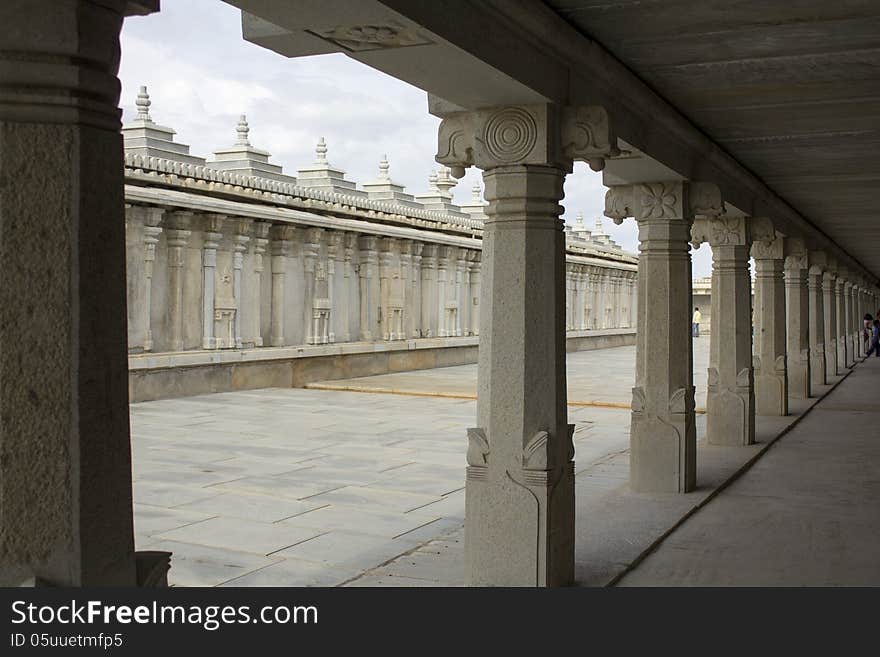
[120, 0, 713, 277]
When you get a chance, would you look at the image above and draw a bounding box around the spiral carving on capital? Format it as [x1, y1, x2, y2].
[483, 107, 538, 164]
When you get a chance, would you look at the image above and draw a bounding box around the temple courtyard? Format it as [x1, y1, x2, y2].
[131, 341, 879, 586]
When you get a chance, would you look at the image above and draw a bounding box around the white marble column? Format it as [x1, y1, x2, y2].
[0, 0, 160, 587]
[823, 268, 839, 376]
[411, 243, 424, 338]
[139, 206, 164, 352]
[854, 284, 864, 358]
[565, 265, 574, 330]
[270, 225, 295, 347]
[327, 232, 341, 344]
[589, 269, 600, 328]
[359, 235, 379, 341]
[784, 241, 811, 399]
[808, 256, 827, 388]
[400, 240, 414, 339]
[752, 235, 788, 416]
[232, 220, 250, 349]
[693, 216, 761, 446]
[455, 248, 468, 337]
[379, 238, 397, 341]
[166, 211, 193, 352]
[606, 181, 720, 491]
[251, 222, 270, 347]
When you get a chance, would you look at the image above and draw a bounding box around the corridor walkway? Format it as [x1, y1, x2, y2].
[617, 356, 880, 586]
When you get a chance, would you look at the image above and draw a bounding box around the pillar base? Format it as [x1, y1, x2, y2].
[707, 368, 756, 446]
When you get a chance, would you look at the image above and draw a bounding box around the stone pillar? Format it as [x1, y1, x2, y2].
[166, 212, 193, 352]
[437, 246, 451, 337]
[469, 252, 482, 336]
[379, 238, 397, 341]
[327, 232, 341, 344]
[303, 227, 322, 345]
[270, 225, 294, 347]
[630, 272, 639, 328]
[232, 220, 250, 349]
[565, 265, 574, 330]
[606, 181, 721, 491]
[251, 222, 270, 347]
[0, 0, 161, 586]
[420, 245, 437, 338]
[411, 243, 424, 338]
[823, 268, 838, 376]
[693, 216, 761, 446]
[588, 269, 600, 328]
[752, 235, 788, 416]
[456, 248, 468, 337]
[784, 241, 811, 399]
[139, 206, 163, 352]
[854, 285, 864, 358]
[400, 240, 414, 339]
[808, 257, 827, 388]
[834, 270, 849, 373]
[359, 235, 379, 341]
[200, 215, 224, 350]
[437, 103, 618, 586]
[342, 233, 357, 342]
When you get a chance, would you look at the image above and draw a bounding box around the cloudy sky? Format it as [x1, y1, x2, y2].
[120, 0, 713, 277]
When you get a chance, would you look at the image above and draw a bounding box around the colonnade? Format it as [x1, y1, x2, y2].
[436, 102, 880, 587]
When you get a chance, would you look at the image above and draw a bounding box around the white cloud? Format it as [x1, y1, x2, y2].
[119, 0, 712, 277]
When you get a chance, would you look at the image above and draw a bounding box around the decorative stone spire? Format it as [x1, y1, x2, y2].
[378, 154, 390, 181]
[315, 137, 328, 164]
[428, 169, 439, 192]
[435, 166, 457, 196]
[135, 85, 152, 123]
[576, 212, 585, 229]
[594, 216, 606, 235]
[235, 114, 250, 146]
[472, 183, 482, 202]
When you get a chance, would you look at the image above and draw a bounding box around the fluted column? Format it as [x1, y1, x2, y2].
[411, 243, 424, 338]
[138, 206, 164, 352]
[808, 257, 827, 388]
[823, 268, 838, 376]
[784, 241, 810, 399]
[752, 235, 788, 416]
[270, 225, 294, 347]
[0, 0, 159, 586]
[232, 220, 250, 349]
[251, 222, 270, 347]
[692, 216, 765, 446]
[166, 211, 193, 352]
[606, 181, 722, 491]
[359, 235, 379, 341]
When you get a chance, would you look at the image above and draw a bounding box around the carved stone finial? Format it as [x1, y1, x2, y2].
[471, 182, 482, 202]
[435, 166, 456, 195]
[235, 114, 250, 146]
[378, 154, 390, 180]
[594, 216, 605, 235]
[575, 211, 584, 228]
[316, 137, 328, 164]
[136, 85, 152, 122]
[428, 169, 439, 192]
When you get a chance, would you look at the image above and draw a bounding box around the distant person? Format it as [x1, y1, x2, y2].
[866, 319, 880, 358]
[692, 307, 702, 338]
[866, 313, 874, 354]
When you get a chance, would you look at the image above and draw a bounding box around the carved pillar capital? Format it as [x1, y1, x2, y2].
[436, 103, 618, 177]
[605, 181, 723, 226]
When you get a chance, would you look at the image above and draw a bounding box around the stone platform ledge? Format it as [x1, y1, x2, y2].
[128, 329, 636, 402]
[344, 366, 853, 587]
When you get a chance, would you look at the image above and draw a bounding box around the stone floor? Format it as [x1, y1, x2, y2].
[133, 338, 859, 587]
[616, 355, 880, 586]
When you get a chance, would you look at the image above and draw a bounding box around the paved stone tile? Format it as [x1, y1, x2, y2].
[155, 516, 323, 556]
[281, 505, 441, 538]
[133, 482, 224, 508]
[174, 492, 325, 523]
[147, 540, 283, 587]
[301, 485, 443, 513]
[219, 558, 363, 587]
[274, 531, 419, 569]
[133, 504, 215, 537]
[206, 476, 344, 500]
